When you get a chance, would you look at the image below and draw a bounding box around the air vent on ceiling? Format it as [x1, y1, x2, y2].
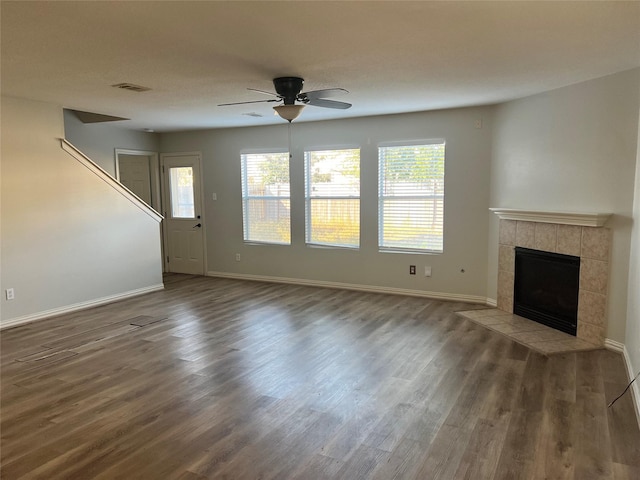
[111, 83, 151, 93]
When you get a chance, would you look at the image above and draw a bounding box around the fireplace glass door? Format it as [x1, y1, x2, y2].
[513, 247, 580, 335]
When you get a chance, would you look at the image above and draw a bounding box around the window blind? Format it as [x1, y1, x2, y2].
[241, 152, 291, 244]
[378, 142, 445, 253]
[305, 149, 360, 248]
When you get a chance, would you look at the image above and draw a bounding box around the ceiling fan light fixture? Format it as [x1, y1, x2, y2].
[273, 104, 305, 122]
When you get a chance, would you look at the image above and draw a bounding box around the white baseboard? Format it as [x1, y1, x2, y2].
[622, 345, 640, 430]
[207, 271, 491, 305]
[604, 338, 640, 429]
[604, 338, 625, 353]
[0, 284, 165, 330]
[486, 297, 498, 307]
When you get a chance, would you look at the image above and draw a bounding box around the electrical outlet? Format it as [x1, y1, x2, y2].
[409, 265, 416, 275]
[6, 288, 15, 300]
[424, 266, 432, 277]
[235, 253, 241, 262]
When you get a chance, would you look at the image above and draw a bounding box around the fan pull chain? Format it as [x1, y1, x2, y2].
[288, 122, 292, 160]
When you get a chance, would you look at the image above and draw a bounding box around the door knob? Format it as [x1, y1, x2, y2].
[193, 223, 202, 228]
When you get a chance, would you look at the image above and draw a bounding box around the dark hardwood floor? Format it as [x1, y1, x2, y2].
[1, 274, 639, 479]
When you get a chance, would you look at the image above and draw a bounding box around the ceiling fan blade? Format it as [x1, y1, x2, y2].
[301, 88, 349, 100]
[218, 99, 279, 106]
[247, 88, 281, 98]
[306, 98, 352, 109]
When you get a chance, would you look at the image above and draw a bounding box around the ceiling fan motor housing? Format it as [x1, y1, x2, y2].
[273, 77, 304, 104]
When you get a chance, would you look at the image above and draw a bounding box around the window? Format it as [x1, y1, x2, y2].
[305, 149, 360, 248]
[168, 167, 195, 218]
[241, 152, 290, 244]
[378, 142, 445, 253]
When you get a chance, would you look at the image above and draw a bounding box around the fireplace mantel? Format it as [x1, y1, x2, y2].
[490, 208, 611, 227]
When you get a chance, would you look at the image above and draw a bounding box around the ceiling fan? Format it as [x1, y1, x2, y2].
[218, 77, 351, 122]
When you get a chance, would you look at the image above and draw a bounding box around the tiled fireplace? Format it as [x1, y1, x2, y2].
[492, 209, 612, 347]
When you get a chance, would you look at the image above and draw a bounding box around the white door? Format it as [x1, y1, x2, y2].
[161, 153, 205, 275]
[119, 154, 152, 205]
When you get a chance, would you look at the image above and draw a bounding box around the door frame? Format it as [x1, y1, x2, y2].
[115, 149, 162, 212]
[115, 148, 166, 270]
[160, 151, 207, 274]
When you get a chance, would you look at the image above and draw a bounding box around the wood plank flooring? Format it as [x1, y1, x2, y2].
[1, 274, 639, 479]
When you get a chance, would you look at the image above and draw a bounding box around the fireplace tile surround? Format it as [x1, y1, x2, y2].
[496, 218, 611, 347]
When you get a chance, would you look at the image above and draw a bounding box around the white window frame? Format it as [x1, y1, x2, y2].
[378, 140, 445, 254]
[241, 151, 291, 245]
[304, 148, 361, 249]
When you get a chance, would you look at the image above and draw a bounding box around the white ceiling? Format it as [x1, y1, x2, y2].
[2, 1, 639, 132]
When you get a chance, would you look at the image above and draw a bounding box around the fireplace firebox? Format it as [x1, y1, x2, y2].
[513, 247, 580, 336]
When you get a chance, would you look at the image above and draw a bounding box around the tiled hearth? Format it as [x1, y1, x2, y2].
[462, 210, 612, 353]
[457, 308, 600, 354]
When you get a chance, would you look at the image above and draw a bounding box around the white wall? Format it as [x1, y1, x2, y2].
[161, 107, 494, 300]
[63, 109, 159, 176]
[489, 68, 640, 343]
[625, 81, 640, 387]
[0, 96, 164, 325]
